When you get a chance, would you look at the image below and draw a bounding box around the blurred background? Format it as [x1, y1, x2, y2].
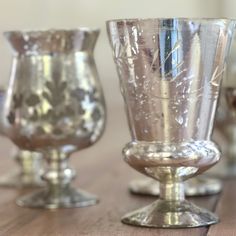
[0, 0, 235, 105]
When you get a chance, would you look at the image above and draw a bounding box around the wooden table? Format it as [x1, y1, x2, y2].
[0, 103, 235, 236]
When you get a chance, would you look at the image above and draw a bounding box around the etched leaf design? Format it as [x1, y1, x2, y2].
[30, 109, 38, 121]
[80, 120, 88, 132]
[71, 88, 86, 100]
[113, 42, 138, 82]
[78, 104, 85, 115]
[65, 105, 75, 116]
[7, 111, 15, 124]
[44, 109, 53, 119]
[44, 79, 67, 106]
[88, 88, 98, 102]
[210, 66, 225, 87]
[42, 91, 52, 104]
[26, 94, 40, 106]
[58, 94, 65, 103]
[150, 48, 159, 69]
[92, 107, 101, 122]
[46, 81, 54, 92]
[59, 81, 67, 92]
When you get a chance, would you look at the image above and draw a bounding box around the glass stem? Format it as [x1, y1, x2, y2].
[16, 150, 34, 175]
[159, 181, 185, 201]
[42, 150, 74, 192]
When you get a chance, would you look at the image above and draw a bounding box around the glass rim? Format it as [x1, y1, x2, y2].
[106, 17, 236, 24]
[4, 27, 100, 36]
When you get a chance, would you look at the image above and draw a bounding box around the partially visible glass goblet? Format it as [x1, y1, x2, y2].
[209, 35, 236, 178]
[212, 87, 236, 176]
[0, 89, 44, 188]
[208, 87, 236, 178]
[0, 149, 44, 188]
[107, 18, 235, 228]
[3, 28, 106, 208]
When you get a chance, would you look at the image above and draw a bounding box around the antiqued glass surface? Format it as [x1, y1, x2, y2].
[3, 28, 106, 208]
[208, 35, 236, 178]
[107, 18, 235, 228]
[128, 176, 222, 197]
[211, 86, 236, 177]
[0, 90, 43, 188]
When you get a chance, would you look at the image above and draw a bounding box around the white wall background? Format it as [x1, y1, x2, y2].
[0, 0, 231, 105]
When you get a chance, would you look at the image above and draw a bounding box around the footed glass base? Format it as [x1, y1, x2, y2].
[16, 187, 98, 209]
[0, 171, 44, 188]
[129, 176, 222, 196]
[122, 199, 218, 228]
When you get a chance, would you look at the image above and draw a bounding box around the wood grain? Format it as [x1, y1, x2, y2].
[0, 104, 226, 236]
[207, 180, 236, 236]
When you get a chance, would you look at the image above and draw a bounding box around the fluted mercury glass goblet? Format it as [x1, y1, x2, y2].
[0, 89, 43, 188]
[3, 28, 106, 208]
[107, 18, 235, 228]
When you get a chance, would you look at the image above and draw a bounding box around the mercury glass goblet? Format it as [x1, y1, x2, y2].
[0, 89, 43, 188]
[208, 35, 236, 178]
[107, 18, 235, 228]
[210, 87, 236, 177]
[3, 28, 106, 208]
[0, 149, 44, 188]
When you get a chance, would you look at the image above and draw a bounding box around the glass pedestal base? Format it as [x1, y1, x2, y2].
[122, 199, 218, 228]
[16, 187, 98, 209]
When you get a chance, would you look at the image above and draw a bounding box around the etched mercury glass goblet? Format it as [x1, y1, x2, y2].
[107, 18, 235, 228]
[3, 28, 106, 208]
[0, 89, 43, 188]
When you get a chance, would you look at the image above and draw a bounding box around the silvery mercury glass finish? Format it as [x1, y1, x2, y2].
[0, 89, 43, 188]
[211, 87, 236, 177]
[3, 28, 106, 208]
[209, 37, 236, 178]
[0, 149, 44, 188]
[129, 176, 222, 196]
[107, 18, 235, 228]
